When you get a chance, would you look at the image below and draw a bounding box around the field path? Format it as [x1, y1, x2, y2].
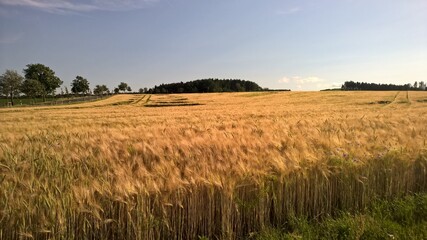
[389, 91, 411, 106]
[131, 94, 147, 106]
[60, 94, 140, 108]
[406, 91, 411, 104]
[0, 94, 141, 112]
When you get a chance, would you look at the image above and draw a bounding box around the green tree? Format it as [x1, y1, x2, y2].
[23, 64, 63, 101]
[71, 76, 90, 95]
[21, 79, 44, 101]
[93, 85, 109, 96]
[127, 86, 132, 92]
[114, 87, 120, 94]
[0, 70, 23, 106]
[118, 82, 128, 93]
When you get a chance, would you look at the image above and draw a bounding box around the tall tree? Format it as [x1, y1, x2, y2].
[118, 82, 128, 93]
[21, 79, 44, 101]
[0, 70, 23, 106]
[419, 81, 426, 90]
[342, 81, 413, 91]
[93, 85, 109, 96]
[149, 79, 263, 94]
[71, 76, 90, 95]
[138, 87, 148, 93]
[23, 64, 62, 101]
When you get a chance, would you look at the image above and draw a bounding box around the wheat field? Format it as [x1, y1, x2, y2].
[1, 91, 427, 239]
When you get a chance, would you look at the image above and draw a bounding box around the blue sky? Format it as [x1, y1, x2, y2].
[0, 0, 426, 91]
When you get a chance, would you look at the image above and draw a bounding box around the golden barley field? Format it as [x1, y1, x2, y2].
[1, 91, 427, 239]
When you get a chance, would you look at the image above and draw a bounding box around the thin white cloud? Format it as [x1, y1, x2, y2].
[0, 0, 98, 13]
[331, 82, 343, 88]
[278, 76, 332, 90]
[278, 76, 291, 83]
[0, 0, 157, 13]
[277, 7, 301, 15]
[0, 32, 24, 44]
[278, 76, 325, 84]
[297, 76, 324, 84]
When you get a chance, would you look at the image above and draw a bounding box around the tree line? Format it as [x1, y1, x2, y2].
[342, 81, 427, 91]
[0, 64, 133, 106]
[148, 79, 263, 94]
[1, 64, 267, 106]
[1, 64, 266, 106]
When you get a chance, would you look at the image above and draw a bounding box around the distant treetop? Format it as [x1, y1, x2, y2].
[149, 79, 263, 94]
[342, 81, 426, 91]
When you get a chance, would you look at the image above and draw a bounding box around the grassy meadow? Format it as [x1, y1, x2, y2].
[0, 95, 108, 107]
[1, 91, 427, 239]
[0, 97, 57, 106]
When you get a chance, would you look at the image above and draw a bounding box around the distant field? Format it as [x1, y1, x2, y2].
[0, 97, 56, 106]
[1, 91, 427, 239]
[0, 95, 107, 107]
